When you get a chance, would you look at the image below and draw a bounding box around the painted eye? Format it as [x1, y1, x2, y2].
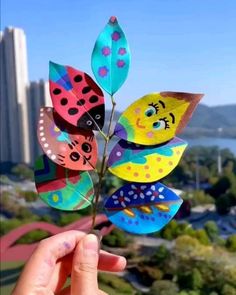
[82, 142, 92, 153]
[145, 107, 155, 117]
[86, 120, 93, 126]
[152, 120, 166, 130]
[70, 152, 80, 162]
[95, 114, 101, 120]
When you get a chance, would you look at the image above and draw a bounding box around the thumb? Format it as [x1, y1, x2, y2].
[71, 234, 100, 295]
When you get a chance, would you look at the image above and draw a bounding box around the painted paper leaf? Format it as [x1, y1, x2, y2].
[38, 107, 98, 171]
[91, 16, 130, 95]
[34, 155, 94, 211]
[114, 92, 203, 145]
[108, 137, 187, 183]
[49, 61, 105, 130]
[104, 182, 183, 234]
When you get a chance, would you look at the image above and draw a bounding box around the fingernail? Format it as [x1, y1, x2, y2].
[82, 234, 99, 257]
[90, 230, 103, 242]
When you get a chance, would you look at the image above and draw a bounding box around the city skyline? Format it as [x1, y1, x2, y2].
[0, 27, 49, 164]
[2, 0, 236, 111]
[0, 27, 30, 163]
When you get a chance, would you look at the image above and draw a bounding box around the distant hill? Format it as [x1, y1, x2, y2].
[186, 104, 236, 138]
[189, 104, 236, 129]
[104, 104, 236, 138]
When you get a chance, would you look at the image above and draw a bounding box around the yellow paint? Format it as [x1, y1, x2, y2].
[52, 194, 59, 202]
[109, 144, 187, 183]
[119, 93, 191, 145]
[138, 206, 153, 214]
[54, 126, 60, 132]
[155, 204, 170, 212]
[123, 208, 135, 217]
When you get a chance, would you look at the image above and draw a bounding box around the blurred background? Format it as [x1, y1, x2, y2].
[0, 1, 236, 294]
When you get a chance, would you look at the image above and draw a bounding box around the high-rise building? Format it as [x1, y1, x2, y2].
[28, 80, 51, 164]
[0, 27, 30, 163]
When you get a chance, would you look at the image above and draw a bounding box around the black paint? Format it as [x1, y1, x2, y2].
[89, 95, 98, 103]
[68, 108, 79, 115]
[74, 75, 83, 82]
[53, 88, 61, 95]
[60, 98, 68, 105]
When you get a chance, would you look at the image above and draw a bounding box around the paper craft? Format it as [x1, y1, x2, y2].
[37, 107, 98, 170]
[114, 92, 203, 145]
[91, 16, 130, 95]
[49, 61, 105, 130]
[33, 17, 202, 235]
[104, 182, 183, 234]
[108, 137, 187, 182]
[35, 155, 94, 210]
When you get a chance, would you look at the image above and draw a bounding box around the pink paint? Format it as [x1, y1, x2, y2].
[134, 108, 141, 114]
[146, 131, 154, 138]
[109, 16, 117, 24]
[102, 46, 111, 56]
[111, 31, 121, 41]
[98, 66, 109, 77]
[117, 60, 125, 68]
[118, 48, 126, 55]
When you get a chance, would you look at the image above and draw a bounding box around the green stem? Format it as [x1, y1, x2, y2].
[91, 96, 116, 230]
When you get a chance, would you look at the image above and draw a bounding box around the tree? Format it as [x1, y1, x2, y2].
[178, 269, 203, 291]
[148, 280, 179, 295]
[226, 235, 236, 252]
[204, 221, 219, 241]
[221, 284, 236, 295]
[58, 212, 82, 226]
[152, 245, 170, 266]
[19, 190, 38, 202]
[102, 228, 130, 247]
[11, 164, 34, 180]
[216, 194, 231, 215]
[190, 269, 204, 290]
[195, 229, 210, 245]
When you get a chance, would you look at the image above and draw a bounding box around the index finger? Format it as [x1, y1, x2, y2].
[14, 230, 86, 292]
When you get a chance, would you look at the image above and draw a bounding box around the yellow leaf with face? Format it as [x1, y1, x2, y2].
[114, 92, 203, 145]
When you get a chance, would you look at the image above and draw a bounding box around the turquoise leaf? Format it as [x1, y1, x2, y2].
[91, 16, 131, 95]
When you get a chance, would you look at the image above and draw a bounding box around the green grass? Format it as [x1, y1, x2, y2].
[0, 261, 24, 295]
[0, 262, 136, 295]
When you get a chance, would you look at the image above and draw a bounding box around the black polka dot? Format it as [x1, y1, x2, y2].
[77, 99, 85, 106]
[68, 108, 79, 115]
[82, 86, 91, 94]
[74, 75, 82, 82]
[60, 98, 68, 105]
[53, 88, 61, 95]
[89, 95, 99, 103]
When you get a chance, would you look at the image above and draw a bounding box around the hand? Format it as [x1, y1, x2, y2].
[12, 230, 126, 295]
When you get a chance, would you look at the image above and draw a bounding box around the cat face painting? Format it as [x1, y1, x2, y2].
[114, 92, 203, 145]
[38, 107, 98, 170]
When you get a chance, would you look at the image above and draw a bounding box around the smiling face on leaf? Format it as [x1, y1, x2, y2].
[114, 92, 203, 145]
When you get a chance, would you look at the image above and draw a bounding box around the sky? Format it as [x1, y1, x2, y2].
[2, 0, 236, 111]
